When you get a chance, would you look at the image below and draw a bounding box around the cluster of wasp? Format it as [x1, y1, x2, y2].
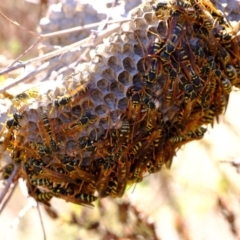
[0, 0, 240, 207]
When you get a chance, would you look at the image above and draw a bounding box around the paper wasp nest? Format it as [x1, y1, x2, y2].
[1, 0, 240, 207]
[38, 0, 106, 53]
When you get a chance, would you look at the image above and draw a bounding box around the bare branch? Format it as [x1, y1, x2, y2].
[2, 18, 130, 72]
[36, 203, 47, 240]
[9, 38, 42, 68]
[0, 10, 39, 37]
[0, 165, 19, 204]
[0, 182, 18, 214]
[0, 19, 130, 78]
[0, 20, 125, 93]
[11, 197, 37, 231]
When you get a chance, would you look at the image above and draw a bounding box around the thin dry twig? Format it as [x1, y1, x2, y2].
[0, 182, 18, 214]
[220, 159, 240, 173]
[11, 197, 37, 231]
[36, 202, 47, 240]
[0, 60, 59, 94]
[0, 20, 126, 94]
[0, 10, 39, 37]
[218, 197, 238, 236]
[9, 38, 42, 68]
[0, 18, 130, 74]
[0, 165, 19, 204]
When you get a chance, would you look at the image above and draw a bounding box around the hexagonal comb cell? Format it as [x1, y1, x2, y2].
[97, 78, 110, 93]
[122, 57, 136, 73]
[95, 104, 109, 117]
[118, 70, 132, 86]
[117, 97, 128, 111]
[104, 93, 117, 110]
[122, 43, 134, 54]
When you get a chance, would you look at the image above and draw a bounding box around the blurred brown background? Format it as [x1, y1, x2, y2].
[1, 0, 240, 239]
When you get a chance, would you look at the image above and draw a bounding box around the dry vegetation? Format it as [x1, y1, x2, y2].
[1, 0, 240, 240]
